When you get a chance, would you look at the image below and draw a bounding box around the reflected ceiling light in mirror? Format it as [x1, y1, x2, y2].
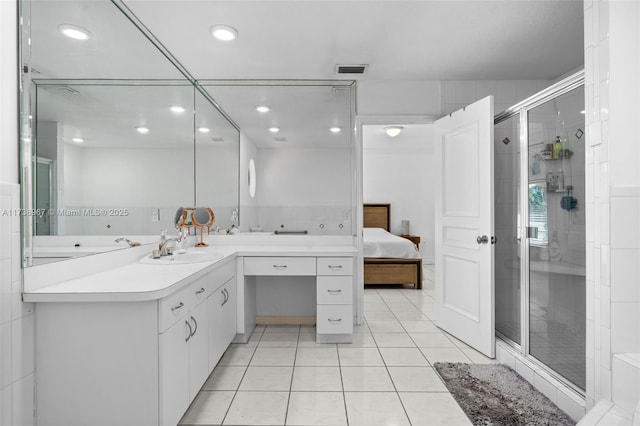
[210, 25, 238, 41]
[170, 106, 186, 113]
[71, 137, 84, 144]
[197, 127, 210, 133]
[269, 127, 280, 133]
[136, 126, 150, 134]
[256, 105, 270, 113]
[330, 127, 341, 133]
[248, 158, 256, 198]
[384, 126, 404, 137]
[58, 24, 91, 41]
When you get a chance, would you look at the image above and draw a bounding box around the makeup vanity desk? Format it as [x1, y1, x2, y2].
[23, 238, 357, 426]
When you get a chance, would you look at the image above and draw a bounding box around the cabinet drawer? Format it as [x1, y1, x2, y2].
[317, 276, 353, 305]
[158, 286, 191, 333]
[243, 257, 316, 276]
[209, 260, 236, 291]
[316, 257, 353, 275]
[316, 305, 353, 334]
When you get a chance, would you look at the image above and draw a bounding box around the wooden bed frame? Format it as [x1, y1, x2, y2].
[363, 204, 423, 289]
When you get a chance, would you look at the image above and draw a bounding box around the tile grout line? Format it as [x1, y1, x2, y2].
[336, 335, 350, 426]
[282, 325, 301, 426]
[219, 329, 264, 426]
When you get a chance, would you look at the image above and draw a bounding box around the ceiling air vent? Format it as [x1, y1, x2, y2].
[335, 64, 368, 75]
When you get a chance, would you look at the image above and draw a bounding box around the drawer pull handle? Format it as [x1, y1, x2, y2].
[327, 289, 342, 293]
[171, 302, 184, 311]
[190, 316, 198, 337]
[222, 289, 229, 306]
[328, 265, 343, 269]
[328, 318, 343, 322]
[273, 265, 287, 269]
[185, 320, 193, 342]
[195, 287, 206, 295]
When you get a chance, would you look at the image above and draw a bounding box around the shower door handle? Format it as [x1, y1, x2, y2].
[477, 235, 489, 244]
[526, 227, 539, 238]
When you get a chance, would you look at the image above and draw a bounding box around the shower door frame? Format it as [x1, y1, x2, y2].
[494, 70, 585, 395]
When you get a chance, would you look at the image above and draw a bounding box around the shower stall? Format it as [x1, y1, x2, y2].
[494, 71, 586, 392]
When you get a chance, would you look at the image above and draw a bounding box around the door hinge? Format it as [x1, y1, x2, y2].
[491, 236, 497, 245]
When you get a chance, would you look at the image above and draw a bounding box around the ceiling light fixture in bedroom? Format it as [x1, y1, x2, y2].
[210, 24, 238, 41]
[384, 126, 404, 137]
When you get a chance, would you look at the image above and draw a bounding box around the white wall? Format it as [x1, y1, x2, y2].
[584, 0, 640, 414]
[0, 0, 36, 424]
[357, 80, 441, 116]
[363, 124, 435, 263]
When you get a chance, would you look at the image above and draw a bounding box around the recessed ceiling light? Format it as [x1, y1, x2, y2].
[170, 106, 185, 113]
[269, 127, 280, 133]
[580, 110, 586, 114]
[136, 126, 150, 134]
[210, 25, 238, 41]
[198, 127, 210, 133]
[330, 127, 341, 133]
[384, 126, 404, 137]
[71, 137, 84, 144]
[58, 24, 91, 40]
[256, 105, 270, 113]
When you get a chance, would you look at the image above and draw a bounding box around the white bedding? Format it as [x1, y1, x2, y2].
[363, 228, 421, 258]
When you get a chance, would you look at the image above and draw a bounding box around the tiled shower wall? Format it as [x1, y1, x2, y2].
[584, 0, 640, 414]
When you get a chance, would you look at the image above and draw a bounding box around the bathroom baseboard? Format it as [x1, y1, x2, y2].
[256, 316, 316, 325]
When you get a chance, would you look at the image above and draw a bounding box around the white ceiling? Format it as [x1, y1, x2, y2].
[123, 0, 584, 81]
[30, 0, 584, 152]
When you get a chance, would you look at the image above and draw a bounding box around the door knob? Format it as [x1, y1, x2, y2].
[477, 235, 489, 244]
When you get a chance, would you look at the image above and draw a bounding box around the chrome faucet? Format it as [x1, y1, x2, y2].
[158, 229, 187, 256]
[115, 237, 135, 247]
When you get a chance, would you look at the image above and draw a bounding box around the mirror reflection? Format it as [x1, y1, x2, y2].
[203, 83, 355, 235]
[23, 0, 241, 266]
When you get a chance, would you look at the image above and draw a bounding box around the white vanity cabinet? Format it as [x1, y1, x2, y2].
[34, 258, 236, 426]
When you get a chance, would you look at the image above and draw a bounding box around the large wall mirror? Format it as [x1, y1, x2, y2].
[20, 0, 240, 266]
[202, 82, 356, 235]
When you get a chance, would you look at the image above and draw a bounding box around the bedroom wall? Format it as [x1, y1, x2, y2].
[363, 124, 435, 264]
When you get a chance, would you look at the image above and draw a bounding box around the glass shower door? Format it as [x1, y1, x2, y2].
[527, 87, 586, 390]
[494, 114, 521, 345]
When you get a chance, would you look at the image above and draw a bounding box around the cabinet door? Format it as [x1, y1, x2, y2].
[188, 299, 209, 399]
[208, 288, 226, 369]
[159, 319, 190, 426]
[221, 280, 237, 346]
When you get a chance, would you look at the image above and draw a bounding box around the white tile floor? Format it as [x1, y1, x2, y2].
[180, 266, 495, 426]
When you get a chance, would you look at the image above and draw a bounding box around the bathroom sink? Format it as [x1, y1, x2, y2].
[139, 250, 224, 265]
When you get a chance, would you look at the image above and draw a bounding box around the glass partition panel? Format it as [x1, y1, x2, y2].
[527, 86, 586, 390]
[494, 114, 521, 345]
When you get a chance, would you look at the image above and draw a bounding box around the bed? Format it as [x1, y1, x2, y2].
[363, 204, 423, 289]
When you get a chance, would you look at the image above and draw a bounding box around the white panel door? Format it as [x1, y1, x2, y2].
[435, 96, 495, 358]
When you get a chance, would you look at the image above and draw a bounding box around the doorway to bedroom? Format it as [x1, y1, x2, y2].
[362, 122, 435, 270]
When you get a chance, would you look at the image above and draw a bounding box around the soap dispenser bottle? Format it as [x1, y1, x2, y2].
[552, 136, 563, 159]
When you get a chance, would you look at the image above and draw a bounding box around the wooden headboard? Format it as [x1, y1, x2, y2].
[363, 204, 390, 231]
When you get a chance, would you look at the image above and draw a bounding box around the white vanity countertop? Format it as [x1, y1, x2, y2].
[23, 245, 357, 303]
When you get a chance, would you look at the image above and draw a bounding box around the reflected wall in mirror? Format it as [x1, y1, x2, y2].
[33, 82, 196, 236]
[202, 82, 355, 235]
[195, 88, 240, 232]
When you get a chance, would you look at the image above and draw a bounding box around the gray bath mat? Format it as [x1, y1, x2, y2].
[434, 362, 575, 426]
